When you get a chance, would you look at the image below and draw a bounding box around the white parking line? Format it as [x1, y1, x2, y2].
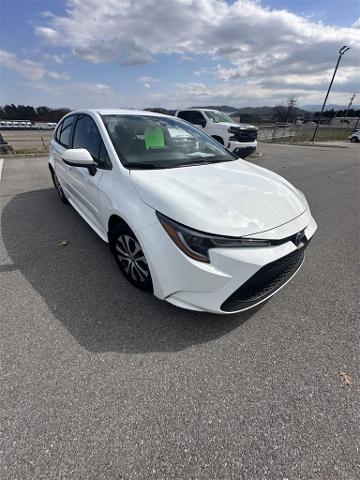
[0, 158, 4, 183]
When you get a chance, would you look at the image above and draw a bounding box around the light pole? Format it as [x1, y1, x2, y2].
[343, 93, 356, 121]
[311, 46, 351, 142]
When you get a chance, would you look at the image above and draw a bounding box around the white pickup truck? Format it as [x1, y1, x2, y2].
[175, 108, 257, 157]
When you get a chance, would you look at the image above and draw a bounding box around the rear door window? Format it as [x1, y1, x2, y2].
[178, 110, 205, 125]
[177, 111, 192, 122]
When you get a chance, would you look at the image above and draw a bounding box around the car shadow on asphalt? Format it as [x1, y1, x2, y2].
[2, 188, 261, 353]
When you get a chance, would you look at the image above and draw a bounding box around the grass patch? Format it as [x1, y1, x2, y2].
[266, 127, 352, 143]
[13, 148, 47, 154]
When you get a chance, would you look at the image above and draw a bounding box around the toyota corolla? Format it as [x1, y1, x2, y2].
[49, 109, 317, 314]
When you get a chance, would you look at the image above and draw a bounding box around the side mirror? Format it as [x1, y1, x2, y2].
[62, 148, 96, 175]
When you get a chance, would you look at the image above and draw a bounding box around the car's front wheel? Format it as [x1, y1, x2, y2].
[350, 136, 359, 143]
[110, 224, 153, 292]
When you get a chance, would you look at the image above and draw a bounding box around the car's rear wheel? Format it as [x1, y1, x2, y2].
[350, 136, 359, 143]
[110, 224, 153, 292]
[51, 170, 69, 204]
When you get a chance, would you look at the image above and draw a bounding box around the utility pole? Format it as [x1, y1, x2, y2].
[343, 93, 356, 120]
[311, 46, 351, 142]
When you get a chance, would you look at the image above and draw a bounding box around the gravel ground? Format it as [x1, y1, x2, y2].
[0, 142, 359, 480]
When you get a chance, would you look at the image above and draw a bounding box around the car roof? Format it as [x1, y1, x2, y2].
[74, 108, 171, 118]
[178, 108, 220, 112]
[178, 109, 230, 115]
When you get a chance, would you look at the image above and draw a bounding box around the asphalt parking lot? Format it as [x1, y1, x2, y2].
[1, 142, 359, 480]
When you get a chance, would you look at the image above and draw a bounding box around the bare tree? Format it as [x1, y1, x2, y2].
[273, 104, 287, 122]
[285, 96, 297, 123]
[273, 97, 298, 123]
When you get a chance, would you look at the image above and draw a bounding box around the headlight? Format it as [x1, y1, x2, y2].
[156, 212, 271, 263]
[228, 126, 239, 134]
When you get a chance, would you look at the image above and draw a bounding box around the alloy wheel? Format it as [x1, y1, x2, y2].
[115, 234, 150, 283]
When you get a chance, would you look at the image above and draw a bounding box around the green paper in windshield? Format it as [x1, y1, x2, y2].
[145, 127, 165, 149]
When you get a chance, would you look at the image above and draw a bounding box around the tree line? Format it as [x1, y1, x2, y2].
[313, 109, 360, 119]
[1, 103, 359, 124]
[0, 104, 71, 122]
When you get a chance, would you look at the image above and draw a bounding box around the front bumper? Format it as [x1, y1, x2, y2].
[135, 210, 317, 314]
[229, 140, 257, 158]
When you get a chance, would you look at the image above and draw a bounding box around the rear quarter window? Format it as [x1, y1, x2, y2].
[56, 115, 75, 148]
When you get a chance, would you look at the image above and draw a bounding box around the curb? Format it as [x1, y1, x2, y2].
[262, 141, 350, 149]
[0, 152, 48, 158]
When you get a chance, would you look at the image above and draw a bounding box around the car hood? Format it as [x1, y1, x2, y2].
[130, 159, 308, 237]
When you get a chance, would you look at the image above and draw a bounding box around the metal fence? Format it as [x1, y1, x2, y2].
[258, 124, 352, 143]
[258, 125, 296, 141]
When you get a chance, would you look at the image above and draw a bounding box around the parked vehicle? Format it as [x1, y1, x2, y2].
[348, 130, 360, 142]
[49, 109, 317, 314]
[176, 108, 257, 158]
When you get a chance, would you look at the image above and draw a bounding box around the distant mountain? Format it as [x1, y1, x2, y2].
[234, 105, 309, 115]
[194, 105, 312, 116]
[302, 104, 360, 112]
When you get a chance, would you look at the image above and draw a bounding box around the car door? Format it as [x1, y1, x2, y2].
[66, 113, 112, 233]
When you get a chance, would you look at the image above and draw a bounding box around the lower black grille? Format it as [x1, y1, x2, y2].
[221, 245, 307, 312]
[230, 128, 258, 142]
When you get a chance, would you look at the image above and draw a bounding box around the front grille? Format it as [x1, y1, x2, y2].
[230, 128, 258, 143]
[221, 245, 307, 312]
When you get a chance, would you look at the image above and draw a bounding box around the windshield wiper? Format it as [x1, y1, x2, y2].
[180, 157, 236, 167]
[123, 162, 168, 169]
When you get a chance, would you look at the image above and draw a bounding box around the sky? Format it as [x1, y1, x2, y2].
[0, 0, 359, 109]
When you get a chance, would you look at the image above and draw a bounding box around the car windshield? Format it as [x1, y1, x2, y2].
[205, 111, 233, 123]
[102, 114, 235, 169]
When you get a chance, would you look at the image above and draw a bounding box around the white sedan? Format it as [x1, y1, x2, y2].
[49, 109, 317, 314]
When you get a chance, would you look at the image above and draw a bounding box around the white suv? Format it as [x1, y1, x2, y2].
[49, 109, 316, 314]
[176, 108, 257, 157]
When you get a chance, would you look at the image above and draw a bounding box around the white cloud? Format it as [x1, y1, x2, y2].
[192, 68, 208, 77]
[27, 79, 116, 108]
[34, 0, 360, 69]
[32, 0, 360, 105]
[175, 82, 209, 96]
[0, 49, 73, 84]
[0, 49, 46, 81]
[35, 26, 60, 41]
[48, 71, 71, 80]
[43, 53, 66, 64]
[0, 47, 119, 108]
[180, 56, 194, 63]
[137, 76, 159, 88]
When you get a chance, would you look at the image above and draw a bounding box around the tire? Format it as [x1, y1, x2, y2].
[350, 136, 358, 143]
[51, 170, 69, 204]
[212, 135, 224, 145]
[110, 223, 153, 292]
